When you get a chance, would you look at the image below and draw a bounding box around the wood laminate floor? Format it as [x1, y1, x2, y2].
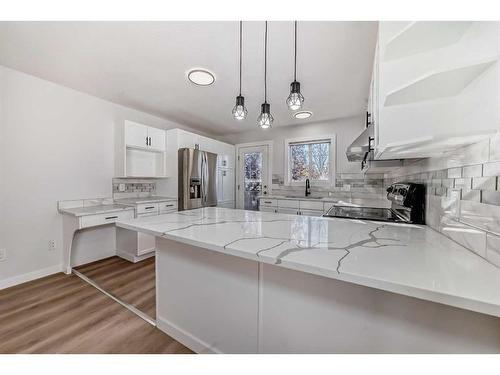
[75, 256, 156, 318]
[0, 272, 192, 354]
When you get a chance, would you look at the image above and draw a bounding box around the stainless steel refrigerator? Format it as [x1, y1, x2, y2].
[178, 148, 218, 211]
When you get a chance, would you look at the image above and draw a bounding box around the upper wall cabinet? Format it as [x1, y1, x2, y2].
[373, 21, 500, 159]
[115, 121, 167, 178]
[125, 121, 166, 152]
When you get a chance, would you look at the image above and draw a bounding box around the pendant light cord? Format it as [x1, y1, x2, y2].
[239, 21, 242, 96]
[294, 20, 297, 81]
[264, 21, 268, 103]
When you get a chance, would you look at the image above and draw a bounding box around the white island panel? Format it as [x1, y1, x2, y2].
[156, 238, 259, 354]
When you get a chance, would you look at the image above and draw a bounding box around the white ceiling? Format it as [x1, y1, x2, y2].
[0, 21, 378, 135]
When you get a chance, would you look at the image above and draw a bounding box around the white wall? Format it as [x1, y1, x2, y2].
[220, 116, 364, 178]
[0, 65, 215, 287]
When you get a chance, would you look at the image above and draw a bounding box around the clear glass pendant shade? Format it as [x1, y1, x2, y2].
[257, 103, 273, 129]
[232, 95, 247, 120]
[286, 81, 304, 111]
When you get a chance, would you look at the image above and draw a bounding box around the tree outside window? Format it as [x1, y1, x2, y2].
[290, 141, 330, 182]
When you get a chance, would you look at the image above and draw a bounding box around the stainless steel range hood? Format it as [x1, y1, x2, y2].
[346, 124, 373, 162]
[346, 117, 403, 172]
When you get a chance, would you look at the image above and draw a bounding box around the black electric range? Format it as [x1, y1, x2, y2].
[323, 183, 425, 224]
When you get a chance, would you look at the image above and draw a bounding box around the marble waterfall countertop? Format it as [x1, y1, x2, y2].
[116, 207, 500, 318]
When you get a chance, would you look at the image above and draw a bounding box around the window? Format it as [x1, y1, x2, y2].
[285, 136, 335, 185]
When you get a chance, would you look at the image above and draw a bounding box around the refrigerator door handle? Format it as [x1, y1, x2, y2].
[200, 152, 208, 205]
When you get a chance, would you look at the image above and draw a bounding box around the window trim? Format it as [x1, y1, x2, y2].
[284, 134, 336, 187]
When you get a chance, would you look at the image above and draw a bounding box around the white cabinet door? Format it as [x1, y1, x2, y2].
[222, 169, 235, 203]
[259, 207, 277, 213]
[299, 209, 324, 217]
[177, 129, 197, 149]
[125, 121, 148, 149]
[217, 169, 224, 203]
[277, 208, 299, 215]
[148, 126, 166, 152]
[217, 168, 235, 204]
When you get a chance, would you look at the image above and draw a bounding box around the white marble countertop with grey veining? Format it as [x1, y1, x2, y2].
[116, 207, 500, 318]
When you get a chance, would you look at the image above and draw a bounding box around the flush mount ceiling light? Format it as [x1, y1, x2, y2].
[294, 111, 313, 119]
[187, 69, 215, 86]
[232, 21, 248, 121]
[286, 21, 305, 111]
[257, 21, 273, 129]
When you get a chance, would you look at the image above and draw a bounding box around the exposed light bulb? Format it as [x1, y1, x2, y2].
[286, 81, 304, 111]
[257, 103, 273, 129]
[232, 95, 247, 120]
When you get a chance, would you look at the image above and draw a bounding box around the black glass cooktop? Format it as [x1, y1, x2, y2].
[323, 206, 404, 222]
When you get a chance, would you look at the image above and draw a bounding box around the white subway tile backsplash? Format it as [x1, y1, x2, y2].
[472, 176, 497, 190]
[460, 200, 500, 236]
[454, 178, 472, 189]
[447, 167, 462, 178]
[462, 164, 483, 178]
[481, 190, 500, 206]
[440, 217, 487, 258]
[384, 136, 500, 268]
[483, 161, 500, 177]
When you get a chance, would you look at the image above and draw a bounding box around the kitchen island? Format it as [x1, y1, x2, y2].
[116, 207, 500, 353]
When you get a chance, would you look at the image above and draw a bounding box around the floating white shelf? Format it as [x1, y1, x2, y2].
[384, 59, 497, 107]
[384, 21, 472, 61]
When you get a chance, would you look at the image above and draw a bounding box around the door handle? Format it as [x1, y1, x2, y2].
[146, 136, 148, 146]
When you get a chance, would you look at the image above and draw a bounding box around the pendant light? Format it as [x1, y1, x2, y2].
[257, 21, 273, 129]
[286, 21, 304, 111]
[232, 21, 248, 120]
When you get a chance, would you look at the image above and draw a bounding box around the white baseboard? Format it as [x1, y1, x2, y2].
[156, 316, 221, 354]
[0, 263, 63, 290]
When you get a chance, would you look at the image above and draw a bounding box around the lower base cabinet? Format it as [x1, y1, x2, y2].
[156, 238, 500, 353]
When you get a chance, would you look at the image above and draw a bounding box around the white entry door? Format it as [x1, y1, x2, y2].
[237, 145, 269, 210]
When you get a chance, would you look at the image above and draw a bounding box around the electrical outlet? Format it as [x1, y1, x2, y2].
[48, 240, 56, 252]
[0, 248, 6, 262]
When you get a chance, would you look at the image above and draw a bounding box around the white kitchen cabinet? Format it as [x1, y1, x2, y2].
[217, 168, 235, 205]
[298, 209, 324, 217]
[115, 120, 167, 177]
[125, 121, 149, 149]
[148, 126, 166, 152]
[277, 208, 300, 215]
[373, 21, 500, 159]
[259, 206, 277, 213]
[116, 199, 178, 263]
[124, 120, 166, 151]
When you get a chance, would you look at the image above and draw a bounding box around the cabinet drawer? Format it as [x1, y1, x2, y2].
[137, 203, 159, 215]
[278, 199, 300, 209]
[299, 209, 324, 217]
[159, 201, 178, 213]
[80, 210, 134, 229]
[260, 199, 277, 207]
[259, 206, 277, 213]
[299, 200, 324, 211]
